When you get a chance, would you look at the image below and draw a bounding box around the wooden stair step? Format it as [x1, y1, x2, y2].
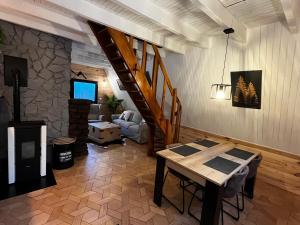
[105, 42, 115, 48]
[135, 103, 148, 109]
[123, 79, 135, 83]
[135, 99, 146, 103]
[97, 27, 108, 34]
[127, 90, 139, 93]
[110, 56, 123, 61]
[140, 108, 150, 112]
[116, 69, 130, 74]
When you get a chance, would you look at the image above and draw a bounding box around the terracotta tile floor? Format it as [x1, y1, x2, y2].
[0, 140, 299, 225]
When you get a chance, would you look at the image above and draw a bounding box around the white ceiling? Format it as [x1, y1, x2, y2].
[0, 0, 297, 54]
[219, 0, 285, 27]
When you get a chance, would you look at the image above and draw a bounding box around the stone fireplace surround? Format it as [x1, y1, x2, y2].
[0, 20, 72, 156]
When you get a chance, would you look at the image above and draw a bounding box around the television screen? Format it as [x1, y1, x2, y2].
[70, 79, 98, 103]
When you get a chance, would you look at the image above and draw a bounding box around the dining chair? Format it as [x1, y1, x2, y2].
[240, 154, 262, 211]
[188, 166, 249, 225]
[162, 143, 193, 214]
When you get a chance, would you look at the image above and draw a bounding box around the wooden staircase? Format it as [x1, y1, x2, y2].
[88, 22, 182, 155]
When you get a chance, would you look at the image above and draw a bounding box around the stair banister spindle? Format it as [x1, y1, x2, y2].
[152, 54, 159, 96]
[161, 77, 167, 113]
[152, 45, 173, 94]
[129, 36, 134, 49]
[171, 88, 177, 125]
[141, 41, 147, 74]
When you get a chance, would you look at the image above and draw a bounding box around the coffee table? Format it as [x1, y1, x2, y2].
[88, 121, 121, 145]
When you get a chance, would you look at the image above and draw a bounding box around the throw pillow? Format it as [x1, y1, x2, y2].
[119, 112, 125, 120]
[123, 110, 133, 121]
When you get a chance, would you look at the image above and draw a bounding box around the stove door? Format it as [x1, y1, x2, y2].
[15, 127, 41, 182]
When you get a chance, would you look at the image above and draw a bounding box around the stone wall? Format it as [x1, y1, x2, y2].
[0, 20, 71, 140]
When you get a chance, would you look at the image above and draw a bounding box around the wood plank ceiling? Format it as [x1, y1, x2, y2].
[219, 0, 285, 27]
[0, 0, 294, 54]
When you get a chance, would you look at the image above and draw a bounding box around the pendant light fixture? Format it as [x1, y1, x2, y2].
[210, 28, 234, 100]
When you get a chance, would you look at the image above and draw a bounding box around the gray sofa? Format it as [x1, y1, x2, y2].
[112, 110, 148, 144]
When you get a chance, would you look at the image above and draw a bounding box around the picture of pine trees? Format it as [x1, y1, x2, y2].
[231, 70, 262, 109]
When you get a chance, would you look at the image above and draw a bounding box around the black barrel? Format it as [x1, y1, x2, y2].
[52, 137, 76, 170]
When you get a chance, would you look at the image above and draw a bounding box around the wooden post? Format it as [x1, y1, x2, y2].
[148, 125, 155, 156]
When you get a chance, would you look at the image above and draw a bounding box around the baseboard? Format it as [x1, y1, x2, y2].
[180, 126, 300, 160]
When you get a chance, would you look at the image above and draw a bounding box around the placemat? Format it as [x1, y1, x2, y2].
[194, 139, 219, 148]
[170, 145, 200, 157]
[226, 148, 255, 160]
[204, 156, 241, 175]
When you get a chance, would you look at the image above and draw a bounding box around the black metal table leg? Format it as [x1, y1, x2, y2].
[244, 175, 256, 199]
[200, 181, 224, 225]
[153, 155, 166, 206]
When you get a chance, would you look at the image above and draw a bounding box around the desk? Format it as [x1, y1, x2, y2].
[153, 138, 259, 225]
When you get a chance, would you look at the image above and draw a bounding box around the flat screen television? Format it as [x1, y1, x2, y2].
[70, 79, 98, 103]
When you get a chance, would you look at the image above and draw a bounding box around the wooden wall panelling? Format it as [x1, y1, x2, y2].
[71, 63, 114, 121]
[164, 21, 300, 157]
[71, 63, 114, 98]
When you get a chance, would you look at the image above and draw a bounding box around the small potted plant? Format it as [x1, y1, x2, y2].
[105, 94, 123, 114]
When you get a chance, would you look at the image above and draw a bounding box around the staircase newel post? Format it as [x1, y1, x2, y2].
[148, 125, 155, 156]
[165, 120, 173, 145]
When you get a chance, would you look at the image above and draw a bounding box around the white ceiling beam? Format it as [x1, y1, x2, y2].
[191, 0, 247, 42]
[45, 0, 186, 54]
[110, 0, 209, 48]
[0, 7, 93, 44]
[280, 0, 300, 33]
[0, 0, 98, 45]
[0, 0, 88, 35]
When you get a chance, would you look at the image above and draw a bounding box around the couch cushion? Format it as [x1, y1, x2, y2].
[113, 119, 136, 129]
[119, 112, 125, 120]
[113, 118, 123, 125]
[119, 120, 136, 129]
[131, 111, 142, 124]
[127, 124, 139, 134]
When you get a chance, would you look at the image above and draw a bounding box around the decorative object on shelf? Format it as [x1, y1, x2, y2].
[210, 28, 234, 100]
[105, 95, 123, 114]
[231, 70, 262, 109]
[116, 79, 125, 90]
[71, 70, 87, 79]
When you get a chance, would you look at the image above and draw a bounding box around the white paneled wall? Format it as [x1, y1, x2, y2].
[165, 22, 300, 156]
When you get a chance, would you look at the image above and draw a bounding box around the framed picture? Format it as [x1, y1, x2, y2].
[116, 79, 125, 91]
[231, 70, 262, 109]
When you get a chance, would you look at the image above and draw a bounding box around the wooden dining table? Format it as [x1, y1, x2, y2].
[153, 138, 260, 225]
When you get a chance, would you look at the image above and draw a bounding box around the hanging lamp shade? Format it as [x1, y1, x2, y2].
[210, 28, 234, 100]
[211, 84, 231, 100]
